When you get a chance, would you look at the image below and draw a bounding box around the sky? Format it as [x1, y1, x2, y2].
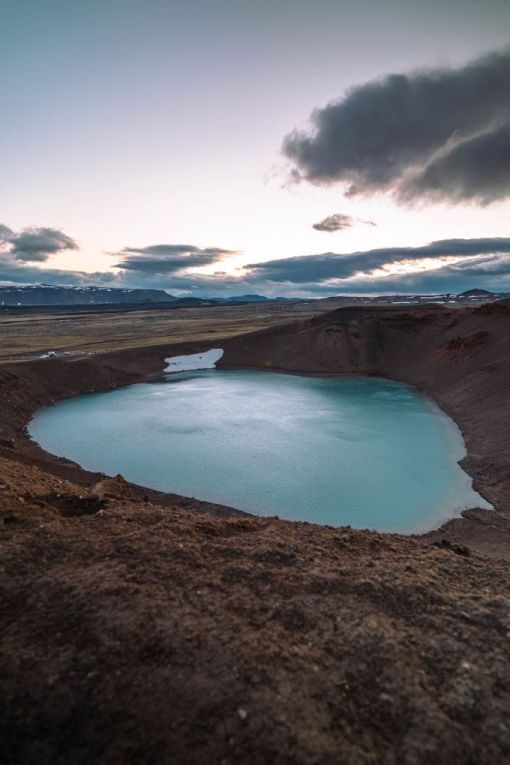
[0, 0, 509, 296]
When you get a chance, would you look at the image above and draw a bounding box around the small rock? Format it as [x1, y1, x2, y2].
[433, 539, 471, 556]
[237, 707, 248, 720]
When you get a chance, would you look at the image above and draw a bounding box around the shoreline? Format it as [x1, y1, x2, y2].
[28, 366, 490, 537]
[0, 341, 249, 519]
[0, 313, 508, 556]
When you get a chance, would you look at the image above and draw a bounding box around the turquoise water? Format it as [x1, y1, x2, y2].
[29, 370, 490, 533]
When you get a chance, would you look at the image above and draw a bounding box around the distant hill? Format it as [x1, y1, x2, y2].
[0, 285, 305, 308]
[1, 284, 506, 309]
[223, 294, 269, 303]
[457, 289, 496, 298]
[0, 285, 175, 306]
[223, 294, 298, 303]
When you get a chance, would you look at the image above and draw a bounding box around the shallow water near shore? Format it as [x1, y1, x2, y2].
[29, 370, 490, 533]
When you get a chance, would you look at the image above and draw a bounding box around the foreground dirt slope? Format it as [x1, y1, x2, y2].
[1, 458, 510, 765]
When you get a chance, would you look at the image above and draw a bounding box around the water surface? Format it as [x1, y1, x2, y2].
[29, 370, 490, 533]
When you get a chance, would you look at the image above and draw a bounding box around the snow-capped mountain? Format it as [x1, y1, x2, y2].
[0, 285, 175, 306]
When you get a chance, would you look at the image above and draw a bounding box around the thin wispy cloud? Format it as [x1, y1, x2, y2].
[283, 48, 510, 205]
[144, 238, 510, 296]
[312, 213, 376, 232]
[2, 222, 510, 298]
[113, 244, 238, 274]
[245, 238, 510, 283]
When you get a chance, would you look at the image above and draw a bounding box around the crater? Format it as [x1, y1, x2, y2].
[29, 369, 491, 534]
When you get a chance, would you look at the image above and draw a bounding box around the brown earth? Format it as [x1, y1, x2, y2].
[0, 299, 332, 360]
[1, 301, 510, 763]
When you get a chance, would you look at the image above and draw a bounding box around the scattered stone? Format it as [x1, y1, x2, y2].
[92, 474, 139, 501]
[434, 539, 471, 556]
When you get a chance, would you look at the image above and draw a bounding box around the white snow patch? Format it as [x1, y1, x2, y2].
[164, 348, 224, 373]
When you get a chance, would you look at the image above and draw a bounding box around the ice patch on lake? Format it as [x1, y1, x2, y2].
[164, 348, 223, 373]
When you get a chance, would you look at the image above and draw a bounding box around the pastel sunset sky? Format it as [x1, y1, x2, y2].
[1, 0, 509, 296]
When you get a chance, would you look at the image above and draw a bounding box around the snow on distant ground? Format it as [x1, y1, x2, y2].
[164, 348, 224, 373]
[38, 350, 89, 359]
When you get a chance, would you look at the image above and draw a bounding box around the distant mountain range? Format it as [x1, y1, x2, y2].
[0, 285, 299, 308]
[0, 284, 506, 308]
[0, 285, 175, 306]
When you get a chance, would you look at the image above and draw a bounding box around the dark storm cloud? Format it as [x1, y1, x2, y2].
[0, 226, 79, 262]
[312, 213, 376, 232]
[400, 123, 510, 204]
[0, 222, 91, 285]
[238, 253, 510, 297]
[0, 224, 14, 243]
[0, 261, 115, 286]
[114, 244, 237, 273]
[283, 48, 510, 204]
[332, 255, 510, 294]
[245, 238, 510, 283]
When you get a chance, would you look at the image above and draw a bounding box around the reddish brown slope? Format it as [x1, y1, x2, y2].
[2, 459, 510, 765]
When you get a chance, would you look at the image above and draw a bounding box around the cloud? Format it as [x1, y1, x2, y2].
[0, 222, 87, 285]
[2, 223, 509, 298]
[327, 256, 510, 295]
[245, 238, 510, 284]
[312, 213, 376, 232]
[238, 252, 510, 297]
[0, 228, 239, 292]
[0, 262, 115, 287]
[283, 48, 510, 204]
[0, 225, 14, 243]
[0, 225, 78, 262]
[399, 123, 510, 204]
[114, 244, 237, 274]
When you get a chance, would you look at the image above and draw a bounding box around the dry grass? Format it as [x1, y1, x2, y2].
[0, 302, 327, 359]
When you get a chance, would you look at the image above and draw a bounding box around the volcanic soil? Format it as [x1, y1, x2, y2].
[1, 301, 510, 764]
